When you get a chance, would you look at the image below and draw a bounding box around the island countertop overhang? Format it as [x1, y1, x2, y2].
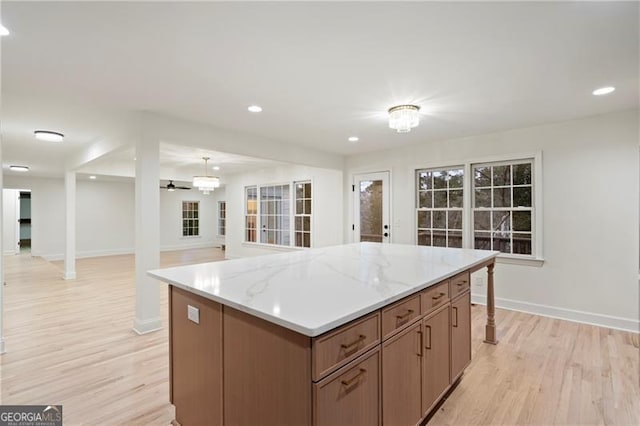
[148, 242, 498, 337]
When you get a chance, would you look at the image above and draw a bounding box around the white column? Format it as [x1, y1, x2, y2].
[0, 137, 5, 354]
[64, 171, 77, 280]
[133, 135, 161, 334]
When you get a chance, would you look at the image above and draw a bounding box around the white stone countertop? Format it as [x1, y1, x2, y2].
[148, 242, 499, 337]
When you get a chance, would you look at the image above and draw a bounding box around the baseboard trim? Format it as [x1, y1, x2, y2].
[40, 243, 222, 262]
[3, 250, 17, 256]
[133, 317, 163, 335]
[471, 293, 640, 334]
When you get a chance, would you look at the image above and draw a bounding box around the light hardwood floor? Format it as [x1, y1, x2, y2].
[1, 249, 638, 425]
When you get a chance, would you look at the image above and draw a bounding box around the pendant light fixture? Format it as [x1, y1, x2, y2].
[192, 157, 220, 195]
[388, 104, 420, 133]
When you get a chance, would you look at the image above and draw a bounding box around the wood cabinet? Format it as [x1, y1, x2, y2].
[451, 291, 471, 382]
[422, 304, 450, 415]
[314, 349, 380, 426]
[382, 322, 422, 426]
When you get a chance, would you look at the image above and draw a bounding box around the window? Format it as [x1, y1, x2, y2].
[245, 187, 258, 242]
[182, 201, 199, 237]
[416, 167, 464, 248]
[244, 181, 313, 248]
[472, 160, 533, 255]
[260, 184, 291, 245]
[218, 201, 226, 236]
[294, 181, 312, 247]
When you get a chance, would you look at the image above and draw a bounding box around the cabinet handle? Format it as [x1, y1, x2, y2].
[457, 281, 466, 286]
[432, 292, 446, 301]
[425, 325, 432, 350]
[341, 334, 366, 351]
[452, 307, 458, 328]
[417, 330, 423, 357]
[341, 368, 366, 387]
[396, 309, 415, 322]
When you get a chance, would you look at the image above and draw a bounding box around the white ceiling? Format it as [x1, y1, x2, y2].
[1, 1, 638, 177]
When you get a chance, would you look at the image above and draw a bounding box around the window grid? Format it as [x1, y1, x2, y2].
[245, 186, 257, 242]
[218, 201, 226, 236]
[294, 181, 312, 248]
[472, 160, 533, 255]
[260, 185, 291, 246]
[182, 201, 199, 237]
[416, 167, 464, 248]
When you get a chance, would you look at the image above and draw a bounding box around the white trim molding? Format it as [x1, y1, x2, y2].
[133, 317, 163, 335]
[471, 293, 640, 334]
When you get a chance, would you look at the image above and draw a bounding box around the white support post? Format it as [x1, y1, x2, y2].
[64, 171, 77, 280]
[132, 135, 162, 335]
[0, 139, 5, 354]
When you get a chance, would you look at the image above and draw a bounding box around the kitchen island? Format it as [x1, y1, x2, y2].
[149, 242, 499, 426]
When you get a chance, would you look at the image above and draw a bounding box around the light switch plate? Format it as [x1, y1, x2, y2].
[187, 305, 200, 324]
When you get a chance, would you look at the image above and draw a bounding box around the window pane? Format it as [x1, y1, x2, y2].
[296, 183, 304, 198]
[449, 190, 463, 208]
[417, 230, 431, 246]
[303, 216, 310, 232]
[419, 191, 432, 208]
[432, 230, 447, 247]
[448, 210, 462, 229]
[433, 171, 447, 189]
[474, 167, 491, 187]
[433, 211, 446, 229]
[493, 187, 512, 208]
[448, 230, 462, 248]
[434, 191, 448, 208]
[493, 232, 511, 253]
[448, 169, 464, 188]
[513, 233, 532, 255]
[303, 233, 310, 248]
[474, 231, 491, 250]
[295, 216, 302, 231]
[513, 163, 532, 185]
[304, 199, 311, 214]
[474, 211, 490, 231]
[296, 200, 303, 214]
[417, 211, 431, 229]
[418, 171, 432, 190]
[493, 165, 511, 186]
[295, 232, 303, 247]
[475, 189, 491, 208]
[513, 186, 532, 207]
[513, 211, 532, 232]
[493, 211, 511, 232]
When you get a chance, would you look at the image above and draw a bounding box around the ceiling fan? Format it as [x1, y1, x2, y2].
[160, 180, 191, 192]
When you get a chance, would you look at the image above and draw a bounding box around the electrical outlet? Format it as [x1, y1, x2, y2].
[187, 305, 200, 324]
[473, 275, 486, 288]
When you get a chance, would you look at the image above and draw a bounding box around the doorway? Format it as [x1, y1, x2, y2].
[353, 171, 391, 243]
[19, 191, 32, 253]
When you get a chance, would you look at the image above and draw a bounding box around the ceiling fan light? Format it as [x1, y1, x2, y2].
[388, 105, 420, 133]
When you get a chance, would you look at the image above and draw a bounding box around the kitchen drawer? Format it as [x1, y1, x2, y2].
[312, 312, 380, 381]
[381, 294, 421, 339]
[421, 280, 449, 315]
[313, 348, 380, 426]
[450, 271, 470, 299]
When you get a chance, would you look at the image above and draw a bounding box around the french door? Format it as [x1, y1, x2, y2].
[353, 171, 391, 243]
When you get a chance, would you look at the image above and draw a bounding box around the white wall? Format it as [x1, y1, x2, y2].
[225, 164, 343, 258]
[2, 189, 19, 255]
[345, 109, 639, 332]
[3, 176, 221, 260]
[160, 186, 224, 250]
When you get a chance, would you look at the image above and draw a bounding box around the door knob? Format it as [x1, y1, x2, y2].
[384, 224, 389, 229]
[384, 232, 389, 237]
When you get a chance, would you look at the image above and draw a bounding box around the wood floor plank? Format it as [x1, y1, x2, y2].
[0, 249, 638, 425]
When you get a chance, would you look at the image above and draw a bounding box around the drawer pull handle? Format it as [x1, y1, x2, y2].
[432, 292, 446, 301]
[453, 307, 458, 327]
[417, 330, 423, 357]
[457, 281, 466, 286]
[341, 335, 366, 351]
[341, 368, 366, 387]
[425, 325, 432, 350]
[396, 309, 415, 321]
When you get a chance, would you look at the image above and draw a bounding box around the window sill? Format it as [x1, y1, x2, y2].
[181, 236, 202, 240]
[242, 242, 306, 251]
[496, 255, 544, 267]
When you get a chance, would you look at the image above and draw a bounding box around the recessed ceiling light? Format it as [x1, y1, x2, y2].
[9, 165, 29, 172]
[0, 25, 9, 36]
[213, 166, 220, 170]
[348, 136, 359, 142]
[34, 130, 64, 142]
[89, 175, 97, 180]
[592, 86, 615, 96]
[248, 105, 263, 113]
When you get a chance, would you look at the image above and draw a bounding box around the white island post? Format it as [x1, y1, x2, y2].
[149, 243, 499, 426]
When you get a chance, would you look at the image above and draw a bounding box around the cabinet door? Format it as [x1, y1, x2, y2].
[382, 322, 422, 426]
[422, 305, 450, 415]
[314, 349, 380, 426]
[450, 291, 471, 383]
